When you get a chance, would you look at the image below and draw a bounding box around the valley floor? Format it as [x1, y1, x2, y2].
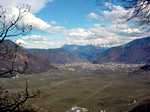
[0, 64, 150, 112]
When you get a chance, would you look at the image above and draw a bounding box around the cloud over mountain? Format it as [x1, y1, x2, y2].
[16, 35, 65, 49]
[1, 0, 149, 49]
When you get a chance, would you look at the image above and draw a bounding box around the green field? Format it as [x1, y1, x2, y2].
[0, 66, 150, 112]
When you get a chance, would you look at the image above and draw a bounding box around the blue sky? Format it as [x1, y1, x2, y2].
[37, 0, 97, 28]
[0, 0, 148, 48]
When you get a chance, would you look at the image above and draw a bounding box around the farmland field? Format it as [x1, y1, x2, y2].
[0, 64, 150, 112]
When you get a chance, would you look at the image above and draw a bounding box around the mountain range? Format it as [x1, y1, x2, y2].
[0, 37, 149, 75]
[96, 37, 150, 64]
[62, 45, 107, 62]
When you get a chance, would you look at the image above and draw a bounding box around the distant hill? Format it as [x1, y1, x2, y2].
[96, 37, 150, 64]
[28, 45, 106, 64]
[62, 45, 107, 62]
[28, 48, 86, 64]
[0, 40, 55, 76]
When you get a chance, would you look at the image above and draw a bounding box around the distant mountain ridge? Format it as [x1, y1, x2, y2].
[62, 45, 107, 62]
[28, 48, 86, 64]
[0, 40, 55, 76]
[28, 37, 150, 64]
[0, 37, 149, 76]
[96, 37, 150, 64]
[27, 45, 107, 64]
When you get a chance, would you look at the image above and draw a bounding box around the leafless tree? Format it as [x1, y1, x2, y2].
[0, 4, 32, 43]
[96, 0, 150, 25]
[127, 0, 150, 24]
[0, 5, 32, 77]
[0, 5, 40, 112]
[0, 80, 39, 112]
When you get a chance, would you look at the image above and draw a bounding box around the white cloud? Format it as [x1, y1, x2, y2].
[88, 4, 142, 34]
[82, 4, 148, 47]
[87, 12, 100, 20]
[16, 35, 65, 49]
[66, 28, 94, 38]
[20, 10, 65, 34]
[16, 33, 121, 49]
[64, 26, 124, 47]
[21, 12, 50, 31]
[59, 4, 148, 48]
[0, 0, 53, 13]
[0, 0, 66, 34]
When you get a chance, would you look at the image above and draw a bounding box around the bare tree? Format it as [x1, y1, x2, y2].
[0, 5, 40, 112]
[0, 80, 39, 112]
[0, 4, 32, 43]
[96, 0, 150, 25]
[0, 5, 32, 77]
[127, 0, 150, 23]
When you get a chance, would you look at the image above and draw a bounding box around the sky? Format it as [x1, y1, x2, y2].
[0, 0, 149, 49]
